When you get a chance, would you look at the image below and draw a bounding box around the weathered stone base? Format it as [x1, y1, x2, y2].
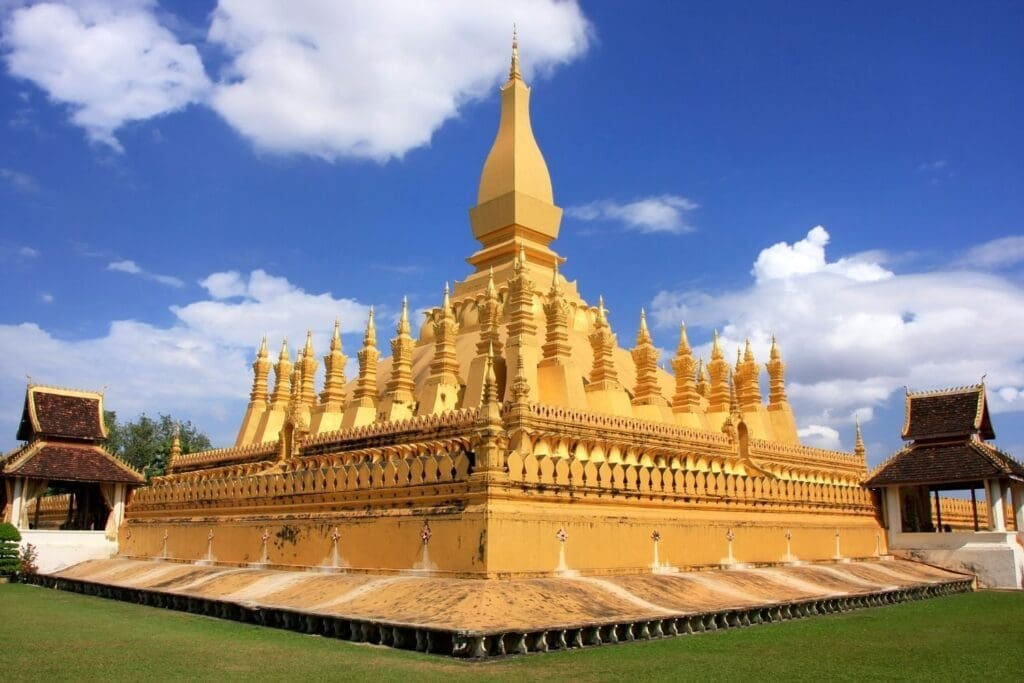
[39, 558, 973, 658]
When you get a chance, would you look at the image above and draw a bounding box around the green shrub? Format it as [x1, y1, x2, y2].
[0, 522, 21, 577]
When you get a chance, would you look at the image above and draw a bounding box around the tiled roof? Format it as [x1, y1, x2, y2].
[16, 387, 106, 442]
[866, 439, 1024, 487]
[2, 443, 143, 484]
[902, 386, 994, 441]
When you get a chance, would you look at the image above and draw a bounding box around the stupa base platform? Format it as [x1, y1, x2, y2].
[38, 557, 973, 658]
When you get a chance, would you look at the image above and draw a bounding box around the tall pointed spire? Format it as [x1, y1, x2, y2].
[320, 318, 347, 407]
[249, 335, 271, 404]
[509, 25, 522, 82]
[695, 357, 709, 398]
[269, 339, 292, 408]
[383, 296, 416, 420]
[299, 330, 318, 408]
[766, 336, 789, 407]
[671, 323, 700, 412]
[707, 330, 730, 412]
[854, 417, 866, 458]
[631, 309, 665, 408]
[469, 31, 562, 272]
[342, 307, 380, 428]
[420, 284, 462, 415]
[541, 261, 571, 362]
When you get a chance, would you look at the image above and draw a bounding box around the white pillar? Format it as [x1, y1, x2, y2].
[113, 483, 126, 531]
[9, 477, 24, 529]
[1012, 482, 1024, 533]
[988, 479, 1006, 532]
[885, 486, 903, 544]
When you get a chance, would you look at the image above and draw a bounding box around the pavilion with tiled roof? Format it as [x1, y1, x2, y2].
[1, 384, 143, 538]
[865, 384, 1024, 588]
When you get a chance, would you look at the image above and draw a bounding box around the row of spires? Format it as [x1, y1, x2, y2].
[242, 247, 795, 439]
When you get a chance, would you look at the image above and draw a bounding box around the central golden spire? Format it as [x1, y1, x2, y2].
[468, 29, 563, 273]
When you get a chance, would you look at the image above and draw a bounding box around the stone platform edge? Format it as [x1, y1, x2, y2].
[29, 573, 975, 658]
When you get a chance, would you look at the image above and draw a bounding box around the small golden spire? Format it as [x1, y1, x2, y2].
[770, 335, 781, 360]
[169, 422, 181, 460]
[550, 261, 561, 294]
[509, 24, 522, 82]
[486, 266, 497, 297]
[711, 329, 723, 360]
[364, 306, 376, 346]
[855, 417, 866, 457]
[596, 295, 608, 327]
[258, 334, 268, 358]
[397, 296, 410, 335]
[637, 308, 652, 344]
[330, 318, 342, 352]
[677, 323, 690, 354]
[442, 282, 451, 311]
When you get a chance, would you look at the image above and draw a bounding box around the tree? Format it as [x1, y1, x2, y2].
[103, 411, 212, 478]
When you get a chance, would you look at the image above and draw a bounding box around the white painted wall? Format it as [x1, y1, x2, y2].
[19, 530, 117, 574]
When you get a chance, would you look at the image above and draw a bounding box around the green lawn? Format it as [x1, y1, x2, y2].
[1, 583, 1021, 681]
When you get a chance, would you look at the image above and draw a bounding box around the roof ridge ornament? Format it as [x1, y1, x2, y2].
[509, 24, 522, 82]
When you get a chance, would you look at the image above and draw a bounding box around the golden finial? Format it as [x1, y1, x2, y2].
[744, 338, 755, 362]
[596, 295, 608, 326]
[304, 329, 314, 355]
[257, 335, 268, 358]
[854, 417, 866, 457]
[509, 24, 522, 82]
[442, 282, 452, 311]
[711, 329, 723, 359]
[486, 266, 497, 297]
[770, 335, 781, 360]
[278, 338, 290, 362]
[550, 261, 561, 294]
[330, 318, 342, 352]
[364, 306, 376, 346]
[397, 296, 410, 334]
[677, 322, 690, 353]
[637, 308, 651, 343]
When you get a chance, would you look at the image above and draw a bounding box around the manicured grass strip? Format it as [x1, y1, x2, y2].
[2, 584, 1022, 681]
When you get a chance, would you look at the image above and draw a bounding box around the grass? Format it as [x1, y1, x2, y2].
[1, 583, 1022, 681]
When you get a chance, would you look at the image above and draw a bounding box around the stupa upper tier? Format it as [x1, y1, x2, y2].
[233, 37, 801, 450]
[468, 30, 564, 275]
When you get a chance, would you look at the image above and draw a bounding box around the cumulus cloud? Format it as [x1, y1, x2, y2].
[205, 0, 590, 160]
[958, 235, 1024, 269]
[39, 292, 54, 304]
[0, 270, 372, 448]
[2, 0, 211, 150]
[567, 195, 699, 234]
[797, 425, 842, 451]
[3, 1, 590, 158]
[752, 226, 892, 283]
[107, 259, 184, 288]
[17, 246, 38, 258]
[651, 226, 1024, 457]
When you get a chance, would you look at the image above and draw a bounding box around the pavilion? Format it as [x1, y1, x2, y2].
[1, 384, 143, 572]
[866, 384, 1024, 588]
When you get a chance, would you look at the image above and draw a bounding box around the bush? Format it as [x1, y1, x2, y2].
[19, 543, 38, 579]
[0, 522, 21, 578]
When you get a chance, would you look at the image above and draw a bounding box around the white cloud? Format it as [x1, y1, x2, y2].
[0, 270, 372, 448]
[39, 292, 54, 304]
[918, 160, 948, 172]
[107, 259, 184, 288]
[959, 235, 1024, 269]
[2, 1, 590, 159]
[651, 226, 1024, 457]
[752, 226, 892, 283]
[567, 195, 699, 234]
[3, 0, 210, 150]
[108, 259, 143, 275]
[200, 271, 248, 299]
[0, 168, 39, 193]
[797, 425, 842, 451]
[18, 246, 39, 258]
[206, 0, 591, 161]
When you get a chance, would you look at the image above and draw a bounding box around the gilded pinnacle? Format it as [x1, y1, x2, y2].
[364, 306, 376, 346]
[711, 329, 723, 359]
[637, 308, 652, 344]
[258, 335, 268, 358]
[509, 25, 521, 82]
[596, 295, 608, 326]
[278, 338, 289, 362]
[677, 323, 691, 354]
[304, 329, 314, 355]
[398, 296, 410, 335]
[330, 318, 342, 352]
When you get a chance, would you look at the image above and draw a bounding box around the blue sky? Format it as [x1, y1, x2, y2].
[1, 0, 1022, 464]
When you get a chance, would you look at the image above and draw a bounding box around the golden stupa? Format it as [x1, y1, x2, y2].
[123, 36, 882, 577]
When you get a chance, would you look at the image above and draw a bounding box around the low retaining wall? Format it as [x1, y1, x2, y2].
[31, 574, 974, 658]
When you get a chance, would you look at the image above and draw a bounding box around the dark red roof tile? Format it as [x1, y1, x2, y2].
[5, 444, 142, 484]
[866, 440, 1024, 487]
[902, 388, 993, 441]
[16, 389, 105, 441]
